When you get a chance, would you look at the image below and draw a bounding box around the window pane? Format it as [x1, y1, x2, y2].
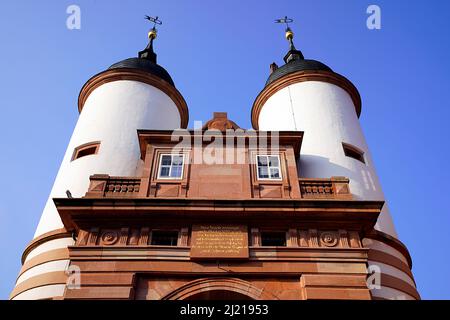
[172, 155, 183, 165]
[270, 168, 280, 178]
[261, 232, 286, 246]
[160, 166, 170, 177]
[268, 156, 279, 167]
[257, 156, 267, 166]
[161, 155, 172, 166]
[258, 166, 269, 179]
[170, 166, 183, 178]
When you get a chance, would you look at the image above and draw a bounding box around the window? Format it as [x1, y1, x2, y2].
[71, 142, 100, 161]
[157, 154, 184, 179]
[261, 231, 287, 246]
[151, 230, 179, 246]
[256, 155, 282, 180]
[342, 143, 365, 164]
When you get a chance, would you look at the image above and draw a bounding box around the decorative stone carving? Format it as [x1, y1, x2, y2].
[287, 229, 299, 247]
[120, 228, 129, 245]
[77, 230, 90, 246]
[179, 228, 189, 246]
[298, 230, 309, 247]
[101, 231, 119, 245]
[129, 229, 140, 245]
[202, 112, 241, 131]
[88, 228, 99, 245]
[348, 231, 361, 248]
[309, 229, 319, 247]
[338, 229, 350, 248]
[139, 227, 150, 246]
[251, 228, 260, 247]
[75, 226, 360, 252]
[320, 232, 339, 247]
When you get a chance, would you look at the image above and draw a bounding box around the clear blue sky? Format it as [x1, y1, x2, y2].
[0, 0, 449, 299]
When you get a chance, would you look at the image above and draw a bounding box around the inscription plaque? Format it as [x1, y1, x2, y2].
[190, 224, 249, 259]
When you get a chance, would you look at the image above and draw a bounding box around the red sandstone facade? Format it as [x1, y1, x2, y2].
[11, 113, 418, 300]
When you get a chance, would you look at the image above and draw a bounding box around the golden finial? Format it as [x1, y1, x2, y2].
[148, 28, 157, 40]
[285, 27, 294, 41]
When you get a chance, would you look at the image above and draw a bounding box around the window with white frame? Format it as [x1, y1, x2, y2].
[256, 155, 282, 180]
[157, 154, 184, 179]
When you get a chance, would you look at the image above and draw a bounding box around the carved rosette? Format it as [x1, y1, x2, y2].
[101, 231, 119, 245]
[320, 232, 339, 247]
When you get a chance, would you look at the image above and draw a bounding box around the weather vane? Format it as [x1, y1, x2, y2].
[275, 16, 294, 29]
[145, 15, 163, 28]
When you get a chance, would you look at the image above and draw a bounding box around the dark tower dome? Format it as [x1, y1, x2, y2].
[266, 59, 332, 86]
[108, 58, 174, 86]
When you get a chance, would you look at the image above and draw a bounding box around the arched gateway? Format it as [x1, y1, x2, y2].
[161, 278, 279, 300]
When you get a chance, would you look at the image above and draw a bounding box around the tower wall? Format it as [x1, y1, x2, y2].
[254, 78, 418, 300]
[35, 80, 182, 236]
[11, 78, 186, 300]
[257, 81, 396, 237]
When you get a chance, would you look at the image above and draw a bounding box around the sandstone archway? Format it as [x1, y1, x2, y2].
[161, 277, 279, 300]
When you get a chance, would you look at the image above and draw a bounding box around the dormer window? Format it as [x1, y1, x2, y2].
[157, 154, 184, 179]
[256, 155, 282, 180]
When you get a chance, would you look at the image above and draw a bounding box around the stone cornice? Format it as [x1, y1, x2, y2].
[54, 197, 383, 233]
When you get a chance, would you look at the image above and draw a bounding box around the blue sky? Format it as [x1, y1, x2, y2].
[0, 0, 449, 299]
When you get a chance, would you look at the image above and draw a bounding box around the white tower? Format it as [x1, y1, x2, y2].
[11, 26, 188, 300]
[251, 25, 418, 299]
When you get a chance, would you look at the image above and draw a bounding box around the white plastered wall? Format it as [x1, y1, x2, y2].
[257, 81, 397, 237]
[35, 80, 182, 237]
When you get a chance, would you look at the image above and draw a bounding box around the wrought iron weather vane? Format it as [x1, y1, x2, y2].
[274, 16, 294, 29]
[145, 15, 162, 28]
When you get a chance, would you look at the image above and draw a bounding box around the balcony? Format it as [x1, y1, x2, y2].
[85, 174, 142, 198]
[85, 175, 352, 200]
[299, 177, 352, 200]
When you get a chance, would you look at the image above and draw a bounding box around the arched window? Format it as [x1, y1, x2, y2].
[71, 141, 100, 161]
